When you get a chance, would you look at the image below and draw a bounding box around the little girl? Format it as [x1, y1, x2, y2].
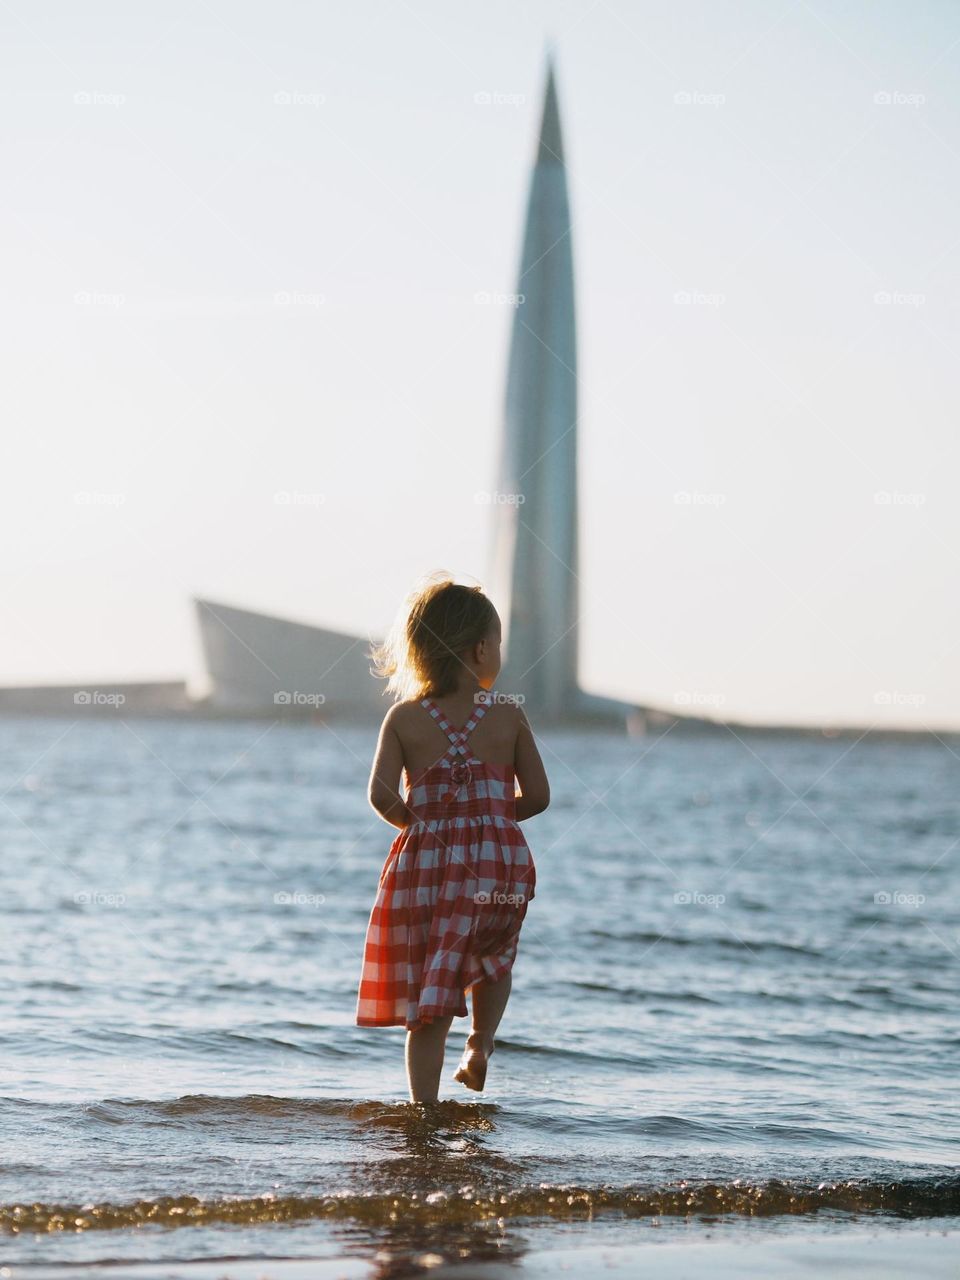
[356, 573, 550, 1103]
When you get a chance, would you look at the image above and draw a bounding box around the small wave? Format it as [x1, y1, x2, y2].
[21, 979, 84, 992]
[58, 1027, 355, 1062]
[570, 981, 720, 1004]
[74, 1095, 505, 1137]
[489, 1039, 651, 1070]
[81, 1094, 363, 1125]
[585, 929, 823, 958]
[4, 1174, 959, 1234]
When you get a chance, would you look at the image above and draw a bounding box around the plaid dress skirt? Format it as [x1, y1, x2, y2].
[356, 695, 536, 1030]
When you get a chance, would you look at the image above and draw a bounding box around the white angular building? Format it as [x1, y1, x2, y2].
[194, 599, 385, 718]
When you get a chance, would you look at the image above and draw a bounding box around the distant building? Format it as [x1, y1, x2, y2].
[193, 599, 385, 719]
[487, 58, 639, 726]
[193, 58, 651, 729]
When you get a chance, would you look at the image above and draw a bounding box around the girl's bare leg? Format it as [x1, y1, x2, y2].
[406, 1014, 454, 1102]
[455, 972, 511, 1091]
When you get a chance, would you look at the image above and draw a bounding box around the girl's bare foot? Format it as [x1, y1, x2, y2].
[454, 1031, 494, 1091]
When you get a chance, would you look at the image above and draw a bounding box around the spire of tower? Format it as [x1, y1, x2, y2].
[537, 57, 565, 167]
[489, 54, 579, 717]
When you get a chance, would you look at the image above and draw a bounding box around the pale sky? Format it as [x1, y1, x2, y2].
[2, 1, 958, 730]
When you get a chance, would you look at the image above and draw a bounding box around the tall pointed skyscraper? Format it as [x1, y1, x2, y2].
[489, 57, 644, 727]
[489, 58, 580, 718]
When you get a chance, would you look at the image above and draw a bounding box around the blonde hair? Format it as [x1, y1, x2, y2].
[370, 571, 497, 703]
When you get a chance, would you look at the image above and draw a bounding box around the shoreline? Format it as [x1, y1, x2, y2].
[8, 1226, 960, 1280]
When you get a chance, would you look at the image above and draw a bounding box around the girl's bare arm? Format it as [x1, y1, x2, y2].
[513, 705, 550, 821]
[368, 707, 416, 829]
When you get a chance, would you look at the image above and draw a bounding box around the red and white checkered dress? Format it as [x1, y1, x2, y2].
[356, 690, 537, 1030]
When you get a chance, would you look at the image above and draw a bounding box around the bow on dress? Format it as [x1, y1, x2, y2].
[443, 759, 473, 804]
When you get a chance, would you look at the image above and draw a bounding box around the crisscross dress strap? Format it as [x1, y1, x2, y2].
[421, 689, 496, 759]
[420, 700, 458, 744]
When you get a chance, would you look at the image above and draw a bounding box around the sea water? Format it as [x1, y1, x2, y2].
[1, 716, 958, 1273]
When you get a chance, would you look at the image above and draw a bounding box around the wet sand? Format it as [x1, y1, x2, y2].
[12, 1225, 960, 1280]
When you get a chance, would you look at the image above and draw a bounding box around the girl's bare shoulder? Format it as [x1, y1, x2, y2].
[494, 696, 527, 727]
[383, 697, 425, 735]
[485, 697, 526, 751]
